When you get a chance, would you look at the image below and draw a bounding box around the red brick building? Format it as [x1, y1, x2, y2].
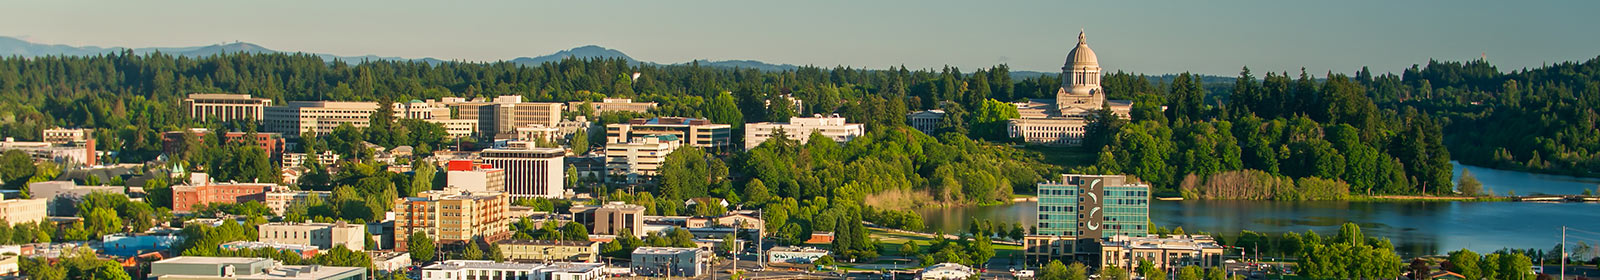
[161, 129, 287, 159]
[171, 183, 275, 213]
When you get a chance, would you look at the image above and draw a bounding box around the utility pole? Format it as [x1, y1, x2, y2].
[733, 217, 740, 280]
[758, 209, 766, 270]
[1561, 226, 1566, 280]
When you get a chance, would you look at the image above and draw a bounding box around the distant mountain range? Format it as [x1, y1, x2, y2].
[0, 36, 1230, 81]
[0, 36, 802, 71]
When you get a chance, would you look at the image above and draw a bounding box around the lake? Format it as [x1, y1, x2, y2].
[916, 162, 1600, 256]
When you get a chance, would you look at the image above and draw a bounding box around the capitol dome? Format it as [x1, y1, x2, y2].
[1063, 31, 1098, 69]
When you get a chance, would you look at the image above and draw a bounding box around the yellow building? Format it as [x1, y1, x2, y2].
[394, 188, 511, 251]
[0, 197, 46, 225]
[496, 240, 600, 263]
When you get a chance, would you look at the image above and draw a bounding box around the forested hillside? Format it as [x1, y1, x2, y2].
[0, 50, 1594, 202]
[1370, 59, 1600, 178]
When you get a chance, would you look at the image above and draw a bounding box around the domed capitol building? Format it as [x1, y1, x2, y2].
[1007, 31, 1133, 146]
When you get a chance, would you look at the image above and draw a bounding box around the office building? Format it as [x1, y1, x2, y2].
[744, 114, 865, 150]
[162, 129, 288, 159]
[263, 101, 382, 137]
[1098, 235, 1225, 271]
[172, 179, 276, 213]
[630, 247, 712, 277]
[397, 99, 453, 120]
[26, 180, 123, 215]
[0, 137, 96, 166]
[42, 128, 92, 145]
[257, 221, 367, 251]
[0, 197, 46, 225]
[568, 98, 657, 114]
[393, 99, 481, 138]
[1007, 31, 1133, 146]
[150, 256, 365, 280]
[446, 160, 507, 193]
[497, 240, 600, 263]
[393, 188, 511, 251]
[447, 96, 562, 139]
[265, 188, 331, 216]
[499, 102, 564, 138]
[603, 134, 681, 183]
[185, 93, 274, 122]
[481, 147, 565, 198]
[605, 117, 732, 151]
[421, 260, 605, 280]
[428, 118, 480, 139]
[1026, 174, 1150, 264]
[571, 202, 646, 237]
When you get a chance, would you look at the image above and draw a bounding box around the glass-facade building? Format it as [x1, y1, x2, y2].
[1036, 174, 1149, 238]
[1027, 174, 1150, 264]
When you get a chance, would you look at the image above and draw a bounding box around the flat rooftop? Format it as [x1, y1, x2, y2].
[423, 260, 603, 272]
[157, 256, 265, 264]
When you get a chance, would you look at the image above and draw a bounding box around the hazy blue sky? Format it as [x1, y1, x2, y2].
[3, 0, 1595, 75]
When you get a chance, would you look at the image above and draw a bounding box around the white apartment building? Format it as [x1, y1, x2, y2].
[604, 135, 681, 184]
[481, 147, 566, 198]
[421, 260, 605, 280]
[184, 93, 273, 122]
[282, 151, 340, 167]
[257, 221, 367, 251]
[743, 114, 865, 150]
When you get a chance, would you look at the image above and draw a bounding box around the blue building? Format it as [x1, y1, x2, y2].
[1026, 174, 1150, 264]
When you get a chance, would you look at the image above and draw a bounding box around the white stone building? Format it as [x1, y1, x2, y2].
[1007, 31, 1134, 146]
[184, 93, 273, 122]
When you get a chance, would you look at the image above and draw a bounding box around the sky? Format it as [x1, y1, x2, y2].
[2, 0, 1596, 76]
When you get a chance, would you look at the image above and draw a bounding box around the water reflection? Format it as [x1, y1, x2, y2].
[917, 164, 1600, 256]
[918, 198, 1600, 257]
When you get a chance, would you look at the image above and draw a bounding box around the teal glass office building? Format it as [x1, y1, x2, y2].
[1036, 174, 1150, 238]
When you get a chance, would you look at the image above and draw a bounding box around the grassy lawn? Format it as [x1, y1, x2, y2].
[866, 228, 1025, 267]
